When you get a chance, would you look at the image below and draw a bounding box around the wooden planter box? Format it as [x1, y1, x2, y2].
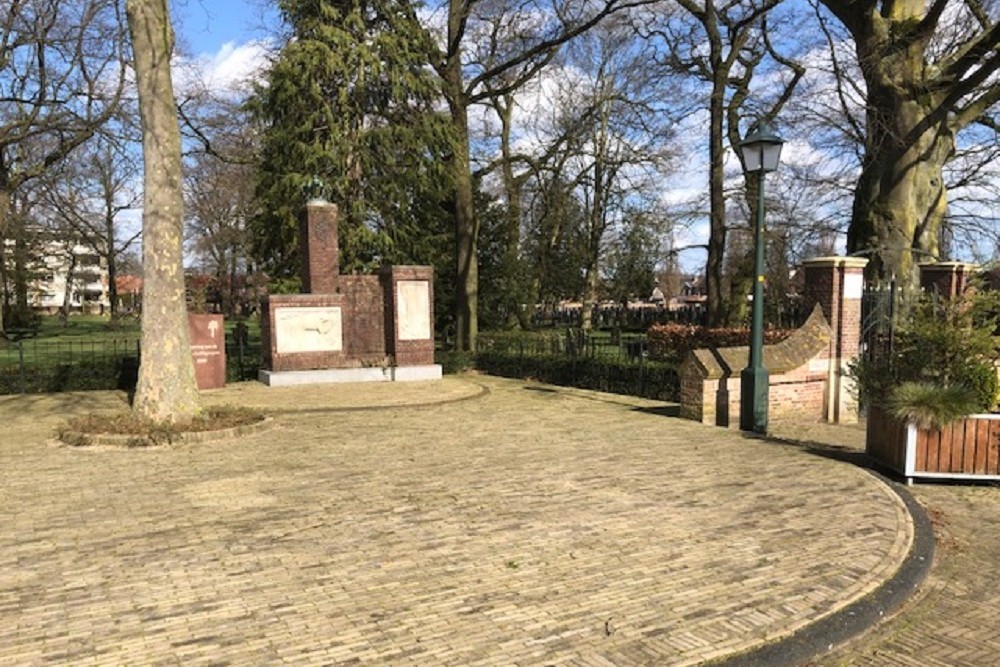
[867, 407, 1000, 483]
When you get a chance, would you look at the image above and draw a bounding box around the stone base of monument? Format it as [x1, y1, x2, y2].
[258, 364, 442, 387]
[391, 365, 444, 382]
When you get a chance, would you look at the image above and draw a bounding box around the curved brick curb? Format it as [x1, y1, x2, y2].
[708, 471, 935, 667]
[57, 416, 275, 449]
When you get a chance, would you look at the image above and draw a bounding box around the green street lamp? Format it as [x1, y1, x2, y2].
[738, 120, 784, 434]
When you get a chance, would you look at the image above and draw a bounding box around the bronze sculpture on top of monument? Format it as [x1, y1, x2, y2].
[258, 200, 441, 386]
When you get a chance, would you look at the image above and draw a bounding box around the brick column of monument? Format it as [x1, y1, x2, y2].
[919, 261, 977, 298]
[801, 256, 868, 423]
[299, 200, 339, 294]
[382, 265, 437, 376]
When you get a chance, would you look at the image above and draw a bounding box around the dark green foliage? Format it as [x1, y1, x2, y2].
[473, 187, 517, 331]
[0, 356, 138, 394]
[0, 337, 265, 394]
[250, 0, 455, 278]
[606, 218, 659, 306]
[525, 176, 589, 306]
[851, 285, 1000, 420]
[473, 330, 679, 400]
[474, 351, 679, 401]
[434, 350, 475, 375]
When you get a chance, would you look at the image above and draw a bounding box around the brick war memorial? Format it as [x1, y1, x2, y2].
[258, 200, 441, 386]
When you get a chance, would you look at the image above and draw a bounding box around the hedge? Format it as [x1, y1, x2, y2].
[474, 350, 679, 401]
[0, 356, 139, 395]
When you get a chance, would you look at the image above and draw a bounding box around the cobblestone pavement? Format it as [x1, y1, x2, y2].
[1, 376, 915, 666]
[767, 423, 1000, 667]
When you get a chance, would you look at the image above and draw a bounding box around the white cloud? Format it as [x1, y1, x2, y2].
[174, 39, 273, 97]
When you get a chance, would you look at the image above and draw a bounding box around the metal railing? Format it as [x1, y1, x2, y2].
[0, 335, 263, 395]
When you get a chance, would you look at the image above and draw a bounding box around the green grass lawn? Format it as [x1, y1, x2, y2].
[32, 314, 141, 340]
[7, 313, 261, 341]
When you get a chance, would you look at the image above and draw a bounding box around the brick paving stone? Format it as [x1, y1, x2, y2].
[768, 420, 1000, 667]
[1, 376, 914, 666]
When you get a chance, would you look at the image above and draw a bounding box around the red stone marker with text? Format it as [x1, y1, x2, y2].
[188, 314, 226, 390]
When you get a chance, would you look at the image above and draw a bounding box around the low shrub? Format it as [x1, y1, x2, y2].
[474, 350, 679, 401]
[0, 356, 138, 395]
[850, 284, 1000, 418]
[436, 350, 476, 375]
[887, 382, 981, 430]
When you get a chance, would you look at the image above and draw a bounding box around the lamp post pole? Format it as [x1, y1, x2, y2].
[740, 171, 769, 433]
[738, 120, 784, 434]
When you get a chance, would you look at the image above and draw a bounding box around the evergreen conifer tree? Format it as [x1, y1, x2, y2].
[251, 0, 453, 278]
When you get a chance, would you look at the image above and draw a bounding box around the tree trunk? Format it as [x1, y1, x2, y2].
[828, 0, 962, 291]
[705, 70, 727, 327]
[60, 250, 78, 326]
[443, 45, 478, 351]
[12, 217, 29, 327]
[0, 186, 7, 338]
[106, 249, 119, 320]
[498, 94, 530, 329]
[847, 93, 952, 287]
[581, 165, 606, 332]
[126, 0, 200, 423]
[105, 213, 119, 319]
[726, 173, 762, 327]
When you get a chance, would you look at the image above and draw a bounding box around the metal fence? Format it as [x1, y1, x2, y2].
[531, 296, 810, 332]
[477, 329, 650, 363]
[0, 336, 264, 395]
[474, 329, 677, 400]
[861, 279, 898, 363]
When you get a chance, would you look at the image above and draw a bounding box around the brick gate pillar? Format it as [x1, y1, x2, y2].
[919, 261, 977, 298]
[801, 256, 868, 424]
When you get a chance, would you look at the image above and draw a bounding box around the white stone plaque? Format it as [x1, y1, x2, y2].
[843, 272, 864, 300]
[397, 280, 431, 341]
[275, 306, 343, 354]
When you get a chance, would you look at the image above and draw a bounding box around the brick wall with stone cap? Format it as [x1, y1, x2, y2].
[919, 261, 978, 298]
[680, 305, 832, 426]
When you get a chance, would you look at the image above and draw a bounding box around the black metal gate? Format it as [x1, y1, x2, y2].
[860, 278, 897, 363]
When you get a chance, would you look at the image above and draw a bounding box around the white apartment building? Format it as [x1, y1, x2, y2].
[30, 243, 110, 312]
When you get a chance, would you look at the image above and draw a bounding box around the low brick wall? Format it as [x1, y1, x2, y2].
[679, 305, 832, 427]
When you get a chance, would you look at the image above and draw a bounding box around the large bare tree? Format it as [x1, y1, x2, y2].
[641, 0, 804, 326]
[41, 132, 142, 319]
[126, 0, 201, 422]
[429, 0, 658, 350]
[0, 0, 128, 335]
[818, 0, 1000, 285]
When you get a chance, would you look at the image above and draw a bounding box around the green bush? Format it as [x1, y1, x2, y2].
[436, 350, 476, 375]
[0, 356, 138, 395]
[474, 350, 679, 401]
[958, 360, 1000, 412]
[0, 343, 265, 394]
[887, 382, 980, 430]
[851, 284, 1000, 421]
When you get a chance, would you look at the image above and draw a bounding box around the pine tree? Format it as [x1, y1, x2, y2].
[251, 0, 454, 279]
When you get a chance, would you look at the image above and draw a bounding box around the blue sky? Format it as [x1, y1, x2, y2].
[174, 0, 277, 56]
